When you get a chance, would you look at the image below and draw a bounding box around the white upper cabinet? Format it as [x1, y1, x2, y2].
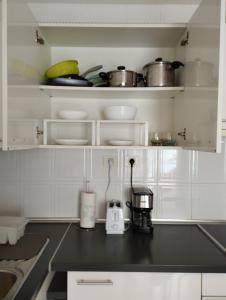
[1, 0, 225, 152]
[174, 0, 225, 152]
[4, 0, 50, 150]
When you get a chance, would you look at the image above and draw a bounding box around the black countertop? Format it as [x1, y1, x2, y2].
[51, 223, 226, 273]
[201, 224, 226, 249]
[14, 223, 69, 300]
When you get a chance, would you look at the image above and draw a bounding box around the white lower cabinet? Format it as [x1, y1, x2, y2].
[67, 272, 201, 300]
[202, 274, 226, 297]
[202, 298, 226, 300]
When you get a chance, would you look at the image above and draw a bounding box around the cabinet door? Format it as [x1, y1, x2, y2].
[3, 0, 50, 150]
[174, 0, 225, 153]
[222, 26, 226, 121]
[202, 273, 226, 296]
[202, 298, 226, 300]
[0, 0, 6, 150]
[68, 272, 201, 300]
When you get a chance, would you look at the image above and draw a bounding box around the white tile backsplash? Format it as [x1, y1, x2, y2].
[192, 184, 226, 220]
[90, 149, 122, 182]
[20, 149, 53, 181]
[158, 184, 191, 220]
[22, 183, 53, 217]
[53, 149, 85, 181]
[192, 143, 226, 183]
[0, 151, 18, 181]
[124, 149, 158, 183]
[0, 183, 21, 216]
[158, 149, 191, 183]
[54, 183, 82, 217]
[1, 139, 226, 220]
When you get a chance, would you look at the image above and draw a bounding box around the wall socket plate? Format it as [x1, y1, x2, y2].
[103, 156, 117, 168]
[126, 156, 139, 167]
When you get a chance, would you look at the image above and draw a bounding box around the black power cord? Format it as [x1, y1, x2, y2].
[129, 158, 135, 194]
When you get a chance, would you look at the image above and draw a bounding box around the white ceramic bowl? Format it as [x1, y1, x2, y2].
[58, 110, 88, 120]
[104, 106, 137, 120]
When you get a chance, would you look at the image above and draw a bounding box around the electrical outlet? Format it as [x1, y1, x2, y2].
[127, 156, 138, 166]
[103, 156, 117, 168]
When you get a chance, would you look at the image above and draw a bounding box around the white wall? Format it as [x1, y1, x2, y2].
[0, 140, 226, 221]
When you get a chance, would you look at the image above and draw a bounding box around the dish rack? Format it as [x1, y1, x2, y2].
[96, 120, 148, 146]
[43, 120, 96, 145]
[43, 119, 149, 146]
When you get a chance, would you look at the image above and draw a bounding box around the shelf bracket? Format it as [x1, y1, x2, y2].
[178, 128, 187, 140]
[180, 31, 189, 47]
[35, 30, 45, 45]
[36, 126, 43, 139]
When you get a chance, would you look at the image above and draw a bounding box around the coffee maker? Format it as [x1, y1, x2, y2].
[127, 187, 153, 233]
[127, 159, 154, 233]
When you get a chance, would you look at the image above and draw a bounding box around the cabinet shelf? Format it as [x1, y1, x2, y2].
[39, 85, 184, 99]
[39, 23, 186, 47]
[38, 145, 182, 150]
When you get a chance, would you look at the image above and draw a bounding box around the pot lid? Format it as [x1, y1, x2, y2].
[109, 66, 135, 73]
[143, 58, 172, 69]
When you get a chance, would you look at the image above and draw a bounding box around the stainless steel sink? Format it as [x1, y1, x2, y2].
[0, 237, 49, 299]
[0, 271, 17, 299]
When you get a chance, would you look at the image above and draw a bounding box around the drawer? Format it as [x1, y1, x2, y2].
[202, 298, 226, 300]
[68, 272, 201, 300]
[202, 274, 226, 296]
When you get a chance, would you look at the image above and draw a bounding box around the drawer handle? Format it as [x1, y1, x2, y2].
[76, 279, 113, 286]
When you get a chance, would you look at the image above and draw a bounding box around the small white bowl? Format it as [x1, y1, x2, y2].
[104, 106, 137, 120]
[58, 110, 88, 120]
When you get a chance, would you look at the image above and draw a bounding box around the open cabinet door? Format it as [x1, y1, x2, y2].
[4, 0, 50, 150]
[174, 0, 225, 153]
[1, 0, 7, 150]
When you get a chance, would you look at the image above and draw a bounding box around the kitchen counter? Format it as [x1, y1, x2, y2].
[14, 223, 69, 300]
[201, 224, 226, 250]
[50, 223, 226, 273]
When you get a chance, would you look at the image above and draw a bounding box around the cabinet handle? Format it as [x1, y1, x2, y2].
[76, 279, 113, 286]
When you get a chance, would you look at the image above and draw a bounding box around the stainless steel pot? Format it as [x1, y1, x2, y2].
[100, 66, 143, 87]
[143, 58, 184, 87]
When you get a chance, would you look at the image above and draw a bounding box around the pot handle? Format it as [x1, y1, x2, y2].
[99, 72, 108, 80]
[155, 57, 163, 62]
[136, 73, 144, 83]
[126, 201, 132, 209]
[117, 66, 126, 71]
[171, 61, 184, 69]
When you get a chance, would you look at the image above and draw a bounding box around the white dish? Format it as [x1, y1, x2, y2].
[58, 110, 88, 120]
[55, 139, 89, 145]
[108, 140, 134, 146]
[104, 106, 137, 120]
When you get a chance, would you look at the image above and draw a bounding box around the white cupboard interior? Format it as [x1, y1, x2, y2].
[1, 0, 224, 152]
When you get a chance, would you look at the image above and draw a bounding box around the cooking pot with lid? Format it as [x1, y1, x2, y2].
[100, 66, 143, 87]
[143, 58, 184, 87]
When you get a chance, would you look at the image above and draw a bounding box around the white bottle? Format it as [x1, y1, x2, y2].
[80, 192, 96, 229]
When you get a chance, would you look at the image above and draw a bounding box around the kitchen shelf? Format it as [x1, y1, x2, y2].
[39, 22, 187, 28]
[39, 85, 185, 99]
[43, 119, 96, 146]
[96, 120, 149, 146]
[38, 145, 182, 150]
[38, 23, 187, 47]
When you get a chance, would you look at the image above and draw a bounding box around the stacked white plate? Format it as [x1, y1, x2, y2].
[108, 140, 133, 146]
[55, 139, 89, 145]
